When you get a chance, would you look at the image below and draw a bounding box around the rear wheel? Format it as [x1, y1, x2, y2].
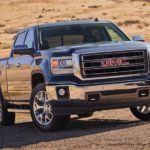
[0, 97, 15, 126]
[30, 83, 70, 131]
[130, 105, 150, 121]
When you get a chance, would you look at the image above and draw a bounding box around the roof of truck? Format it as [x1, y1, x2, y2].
[36, 19, 110, 28]
[18, 19, 111, 33]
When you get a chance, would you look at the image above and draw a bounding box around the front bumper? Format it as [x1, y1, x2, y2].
[46, 80, 150, 115]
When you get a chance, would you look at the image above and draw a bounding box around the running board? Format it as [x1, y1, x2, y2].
[7, 102, 30, 113]
[7, 100, 30, 105]
[8, 108, 30, 113]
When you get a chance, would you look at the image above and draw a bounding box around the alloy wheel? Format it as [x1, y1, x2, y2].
[33, 91, 53, 126]
[136, 105, 150, 114]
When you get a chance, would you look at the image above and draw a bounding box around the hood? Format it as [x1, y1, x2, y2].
[41, 41, 150, 58]
[50, 41, 150, 54]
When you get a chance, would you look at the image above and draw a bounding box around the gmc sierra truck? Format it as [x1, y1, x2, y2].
[0, 20, 150, 131]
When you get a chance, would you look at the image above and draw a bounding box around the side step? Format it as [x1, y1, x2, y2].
[7, 109, 30, 113]
[7, 102, 30, 113]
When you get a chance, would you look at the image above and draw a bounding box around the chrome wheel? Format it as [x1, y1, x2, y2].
[136, 105, 150, 114]
[0, 100, 2, 123]
[31, 83, 70, 131]
[33, 91, 53, 126]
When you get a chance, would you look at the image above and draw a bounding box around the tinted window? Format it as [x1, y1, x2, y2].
[64, 35, 84, 45]
[45, 36, 61, 49]
[15, 32, 26, 46]
[39, 23, 130, 50]
[25, 29, 34, 48]
[42, 35, 84, 49]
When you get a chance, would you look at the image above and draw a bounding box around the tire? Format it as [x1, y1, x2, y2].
[78, 112, 93, 118]
[130, 105, 150, 121]
[0, 97, 15, 126]
[30, 83, 70, 131]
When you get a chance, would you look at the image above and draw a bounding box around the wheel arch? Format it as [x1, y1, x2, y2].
[31, 70, 46, 89]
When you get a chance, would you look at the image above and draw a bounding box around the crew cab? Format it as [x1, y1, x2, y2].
[0, 20, 150, 131]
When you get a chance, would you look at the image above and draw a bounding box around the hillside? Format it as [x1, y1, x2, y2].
[0, 0, 150, 58]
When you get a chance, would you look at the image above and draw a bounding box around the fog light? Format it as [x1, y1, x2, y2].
[56, 86, 70, 99]
[58, 88, 65, 96]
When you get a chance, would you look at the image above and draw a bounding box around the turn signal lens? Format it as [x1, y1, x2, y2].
[51, 59, 60, 69]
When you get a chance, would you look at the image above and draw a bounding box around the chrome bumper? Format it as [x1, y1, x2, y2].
[46, 81, 150, 103]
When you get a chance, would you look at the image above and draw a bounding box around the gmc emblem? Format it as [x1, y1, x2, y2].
[101, 58, 129, 67]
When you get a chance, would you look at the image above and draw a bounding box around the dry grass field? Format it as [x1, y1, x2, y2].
[0, 0, 150, 57]
[0, 0, 150, 150]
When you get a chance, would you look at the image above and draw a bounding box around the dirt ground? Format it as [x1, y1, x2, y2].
[0, 109, 150, 150]
[0, 0, 150, 150]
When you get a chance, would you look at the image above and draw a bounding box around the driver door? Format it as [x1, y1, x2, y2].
[7, 29, 34, 101]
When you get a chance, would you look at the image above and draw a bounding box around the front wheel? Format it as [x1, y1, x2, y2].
[130, 105, 150, 121]
[30, 83, 70, 131]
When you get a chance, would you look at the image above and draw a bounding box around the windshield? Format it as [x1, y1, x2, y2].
[39, 23, 130, 50]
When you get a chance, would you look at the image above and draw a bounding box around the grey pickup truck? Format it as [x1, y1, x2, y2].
[0, 19, 150, 131]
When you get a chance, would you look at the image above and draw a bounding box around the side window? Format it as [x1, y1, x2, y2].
[105, 25, 123, 42]
[24, 30, 34, 48]
[15, 32, 26, 46]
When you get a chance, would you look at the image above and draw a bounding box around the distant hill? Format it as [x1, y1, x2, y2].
[0, 0, 149, 58]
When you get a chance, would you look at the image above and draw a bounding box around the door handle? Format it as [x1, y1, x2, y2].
[16, 63, 21, 67]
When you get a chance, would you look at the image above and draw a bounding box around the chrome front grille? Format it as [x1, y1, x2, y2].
[80, 50, 147, 78]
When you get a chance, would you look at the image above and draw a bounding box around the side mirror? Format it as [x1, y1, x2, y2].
[132, 35, 145, 42]
[13, 45, 35, 56]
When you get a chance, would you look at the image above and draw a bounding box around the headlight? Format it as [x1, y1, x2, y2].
[51, 56, 73, 74]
